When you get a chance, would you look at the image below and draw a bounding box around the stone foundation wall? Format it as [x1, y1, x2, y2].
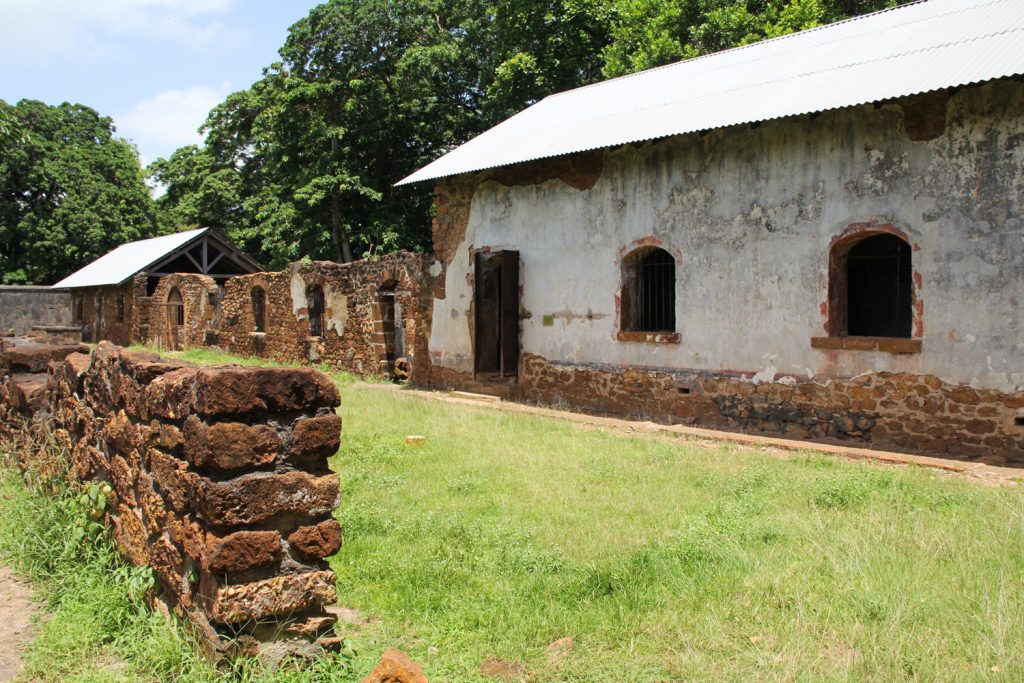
[516, 353, 1024, 467]
[0, 337, 343, 658]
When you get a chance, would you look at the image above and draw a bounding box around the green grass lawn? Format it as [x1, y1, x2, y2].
[3, 347, 1023, 681]
[330, 384, 1024, 681]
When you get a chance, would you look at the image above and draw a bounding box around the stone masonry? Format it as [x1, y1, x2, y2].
[0, 336, 343, 658]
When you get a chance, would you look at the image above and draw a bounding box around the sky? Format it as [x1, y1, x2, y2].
[0, 0, 324, 167]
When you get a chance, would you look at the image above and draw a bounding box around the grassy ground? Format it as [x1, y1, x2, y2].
[330, 385, 1024, 681]
[2, 347, 1023, 681]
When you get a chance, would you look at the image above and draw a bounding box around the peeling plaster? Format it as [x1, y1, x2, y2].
[430, 80, 1024, 392]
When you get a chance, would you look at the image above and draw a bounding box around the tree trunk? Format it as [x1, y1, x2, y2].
[329, 136, 354, 263]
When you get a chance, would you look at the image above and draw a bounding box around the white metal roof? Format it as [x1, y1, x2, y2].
[398, 0, 1024, 186]
[52, 228, 208, 288]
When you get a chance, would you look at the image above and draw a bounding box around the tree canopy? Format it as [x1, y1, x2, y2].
[151, 0, 905, 270]
[0, 100, 158, 285]
[0, 0, 907, 282]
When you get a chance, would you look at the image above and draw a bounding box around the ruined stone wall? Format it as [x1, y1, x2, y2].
[0, 286, 72, 335]
[146, 274, 220, 351]
[0, 338, 343, 657]
[75, 281, 140, 346]
[215, 252, 438, 380]
[218, 271, 306, 365]
[422, 78, 1024, 464]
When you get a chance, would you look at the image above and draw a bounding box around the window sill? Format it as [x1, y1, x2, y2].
[811, 336, 921, 354]
[248, 331, 266, 337]
[617, 331, 680, 344]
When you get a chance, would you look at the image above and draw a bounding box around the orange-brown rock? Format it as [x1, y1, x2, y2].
[5, 343, 88, 373]
[207, 570, 337, 624]
[288, 519, 342, 560]
[290, 413, 342, 461]
[360, 647, 429, 683]
[193, 471, 340, 527]
[8, 373, 48, 415]
[204, 530, 281, 573]
[183, 416, 281, 470]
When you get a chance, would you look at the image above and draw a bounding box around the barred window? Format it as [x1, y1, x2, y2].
[621, 247, 676, 333]
[829, 232, 912, 338]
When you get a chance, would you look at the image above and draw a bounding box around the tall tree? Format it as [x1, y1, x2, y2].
[0, 100, 158, 285]
[152, 0, 911, 268]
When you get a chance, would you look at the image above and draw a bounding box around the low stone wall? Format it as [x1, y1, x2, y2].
[0, 286, 72, 336]
[0, 337, 343, 658]
[515, 353, 1024, 467]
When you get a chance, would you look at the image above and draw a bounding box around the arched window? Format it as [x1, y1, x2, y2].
[251, 286, 266, 333]
[167, 287, 184, 326]
[621, 247, 676, 332]
[829, 232, 912, 338]
[306, 285, 325, 337]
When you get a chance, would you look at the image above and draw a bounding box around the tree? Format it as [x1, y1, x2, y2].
[152, 0, 912, 268]
[0, 100, 158, 285]
[600, 0, 908, 77]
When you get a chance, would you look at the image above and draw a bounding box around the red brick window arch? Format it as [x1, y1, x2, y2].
[828, 231, 912, 338]
[621, 246, 676, 333]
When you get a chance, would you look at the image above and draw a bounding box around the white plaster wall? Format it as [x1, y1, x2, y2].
[430, 80, 1024, 392]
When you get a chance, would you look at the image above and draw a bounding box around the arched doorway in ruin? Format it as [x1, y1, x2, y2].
[166, 287, 184, 351]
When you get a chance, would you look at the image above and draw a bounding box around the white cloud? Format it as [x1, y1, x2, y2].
[115, 83, 231, 165]
[0, 0, 240, 62]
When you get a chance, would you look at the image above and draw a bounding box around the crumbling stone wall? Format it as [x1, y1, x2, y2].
[0, 337, 343, 657]
[216, 252, 438, 380]
[73, 279, 141, 346]
[218, 271, 305, 365]
[147, 274, 220, 351]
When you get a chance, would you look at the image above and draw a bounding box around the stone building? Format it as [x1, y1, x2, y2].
[212, 253, 436, 380]
[52, 228, 263, 346]
[396, 0, 1024, 465]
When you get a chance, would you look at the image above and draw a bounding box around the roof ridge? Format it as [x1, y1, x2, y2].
[543, 0, 968, 101]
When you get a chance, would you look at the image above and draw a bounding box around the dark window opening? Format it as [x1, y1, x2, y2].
[167, 287, 184, 326]
[251, 287, 266, 333]
[116, 295, 125, 323]
[306, 285, 325, 337]
[74, 295, 84, 323]
[621, 247, 676, 332]
[845, 234, 912, 338]
[1015, 416, 1024, 428]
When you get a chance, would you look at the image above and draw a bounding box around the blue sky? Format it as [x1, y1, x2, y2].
[0, 0, 323, 166]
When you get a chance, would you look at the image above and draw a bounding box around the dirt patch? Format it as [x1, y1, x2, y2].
[0, 564, 38, 682]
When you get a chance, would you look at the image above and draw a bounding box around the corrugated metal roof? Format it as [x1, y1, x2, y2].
[52, 228, 208, 288]
[398, 0, 1024, 186]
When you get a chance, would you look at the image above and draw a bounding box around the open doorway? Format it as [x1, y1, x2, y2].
[474, 250, 519, 379]
[166, 287, 184, 351]
[378, 281, 406, 380]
